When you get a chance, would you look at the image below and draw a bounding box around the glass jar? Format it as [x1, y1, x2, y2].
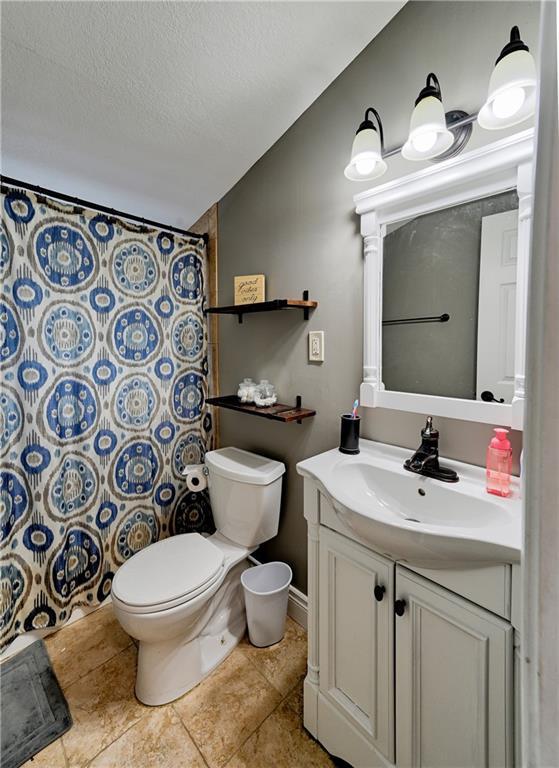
[254, 380, 277, 407]
[237, 378, 256, 403]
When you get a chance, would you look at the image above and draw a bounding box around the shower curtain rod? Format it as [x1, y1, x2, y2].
[1, 176, 209, 245]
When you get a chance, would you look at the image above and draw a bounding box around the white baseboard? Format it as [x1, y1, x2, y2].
[247, 555, 308, 630]
[287, 584, 308, 630]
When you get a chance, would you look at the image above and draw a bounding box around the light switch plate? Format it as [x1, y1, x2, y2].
[308, 331, 324, 362]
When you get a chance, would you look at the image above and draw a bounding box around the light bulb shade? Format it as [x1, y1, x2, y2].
[344, 125, 387, 181]
[401, 95, 454, 161]
[478, 48, 537, 129]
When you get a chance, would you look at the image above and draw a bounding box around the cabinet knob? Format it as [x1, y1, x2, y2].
[394, 599, 407, 617]
[374, 585, 386, 602]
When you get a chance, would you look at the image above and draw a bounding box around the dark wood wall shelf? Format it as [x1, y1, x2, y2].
[206, 290, 317, 323]
[206, 395, 315, 424]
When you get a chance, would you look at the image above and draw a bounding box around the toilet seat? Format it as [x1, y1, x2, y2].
[111, 533, 225, 614]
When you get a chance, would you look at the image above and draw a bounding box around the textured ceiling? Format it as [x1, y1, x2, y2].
[1, 1, 403, 228]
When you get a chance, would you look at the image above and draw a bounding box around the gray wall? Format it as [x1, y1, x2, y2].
[217, 1, 539, 593]
[382, 191, 518, 399]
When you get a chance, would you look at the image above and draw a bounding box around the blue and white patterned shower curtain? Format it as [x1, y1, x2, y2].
[0, 185, 215, 649]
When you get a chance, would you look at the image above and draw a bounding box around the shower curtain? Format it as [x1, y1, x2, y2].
[0, 184, 214, 649]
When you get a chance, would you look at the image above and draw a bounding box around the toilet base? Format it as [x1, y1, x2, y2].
[134, 560, 248, 706]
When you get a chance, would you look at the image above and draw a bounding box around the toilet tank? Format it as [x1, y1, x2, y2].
[204, 447, 285, 547]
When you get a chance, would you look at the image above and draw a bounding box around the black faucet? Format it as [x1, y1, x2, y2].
[404, 417, 459, 483]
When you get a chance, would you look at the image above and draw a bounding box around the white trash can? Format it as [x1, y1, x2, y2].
[241, 562, 293, 647]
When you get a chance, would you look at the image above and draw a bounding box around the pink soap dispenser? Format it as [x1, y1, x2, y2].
[486, 428, 512, 497]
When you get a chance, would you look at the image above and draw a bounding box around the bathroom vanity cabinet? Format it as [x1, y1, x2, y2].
[304, 484, 520, 768]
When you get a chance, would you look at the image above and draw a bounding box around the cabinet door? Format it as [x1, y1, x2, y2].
[319, 527, 394, 761]
[395, 566, 514, 768]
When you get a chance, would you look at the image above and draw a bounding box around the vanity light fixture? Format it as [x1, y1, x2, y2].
[344, 107, 387, 181]
[344, 24, 537, 181]
[401, 73, 455, 161]
[478, 26, 537, 130]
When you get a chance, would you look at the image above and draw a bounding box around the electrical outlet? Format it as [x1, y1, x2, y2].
[308, 331, 324, 362]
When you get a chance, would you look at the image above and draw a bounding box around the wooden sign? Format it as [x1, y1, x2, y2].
[234, 274, 265, 305]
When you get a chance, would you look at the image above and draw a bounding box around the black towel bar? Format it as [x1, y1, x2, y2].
[383, 313, 450, 327]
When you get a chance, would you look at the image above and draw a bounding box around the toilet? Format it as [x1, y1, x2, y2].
[111, 447, 285, 706]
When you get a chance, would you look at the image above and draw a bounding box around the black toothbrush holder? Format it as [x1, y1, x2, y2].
[339, 414, 360, 454]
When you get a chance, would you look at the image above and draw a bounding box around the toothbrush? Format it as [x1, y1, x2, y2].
[352, 399, 359, 419]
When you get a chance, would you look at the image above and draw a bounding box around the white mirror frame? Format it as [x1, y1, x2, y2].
[355, 129, 534, 430]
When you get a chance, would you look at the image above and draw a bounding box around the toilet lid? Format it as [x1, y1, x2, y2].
[111, 533, 224, 610]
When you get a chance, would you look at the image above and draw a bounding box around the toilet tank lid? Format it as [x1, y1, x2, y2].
[205, 447, 285, 486]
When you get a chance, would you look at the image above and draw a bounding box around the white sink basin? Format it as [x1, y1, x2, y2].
[297, 440, 521, 567]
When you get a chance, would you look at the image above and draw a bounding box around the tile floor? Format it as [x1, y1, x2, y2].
[24, 604, 334, 768]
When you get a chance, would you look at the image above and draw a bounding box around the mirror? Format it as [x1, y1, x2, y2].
[356, 130, 533, 428]
[382, 191, 519, 403]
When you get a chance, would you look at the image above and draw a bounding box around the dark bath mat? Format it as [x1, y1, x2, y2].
[0, 640, 72, 768]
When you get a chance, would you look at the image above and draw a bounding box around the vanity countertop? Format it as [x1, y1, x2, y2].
[297, 439, 521, 567]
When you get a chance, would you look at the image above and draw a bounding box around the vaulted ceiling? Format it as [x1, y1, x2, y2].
[1, 1, 404, 227]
